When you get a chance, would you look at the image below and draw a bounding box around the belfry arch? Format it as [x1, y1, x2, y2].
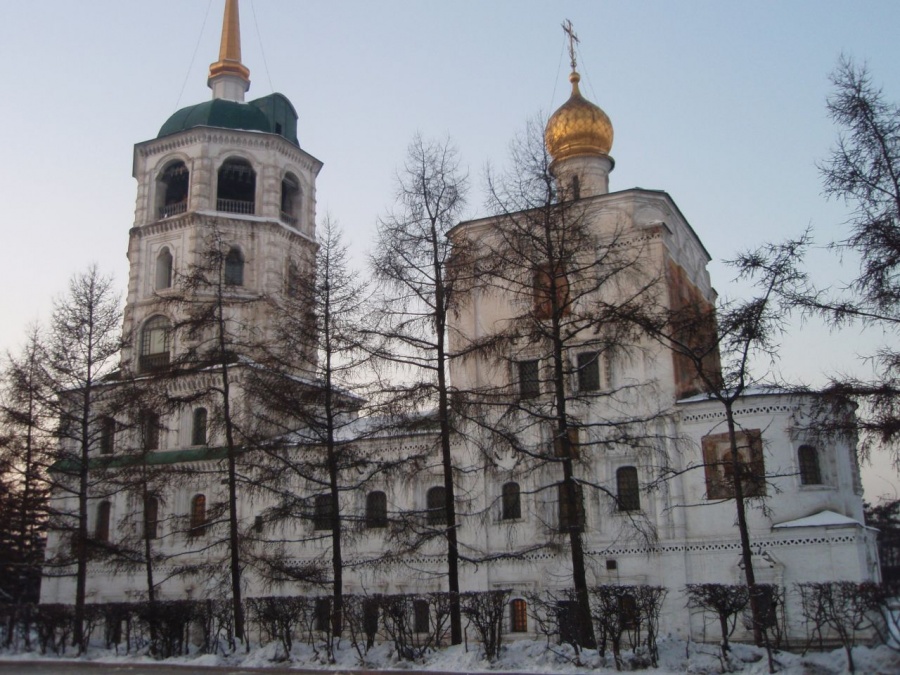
[156, 160, 189, 219]
[217, 157, 256, 214]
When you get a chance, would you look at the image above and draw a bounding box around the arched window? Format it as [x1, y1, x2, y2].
[157, 161, 189, 219]
[314, 494, 334, 531]
[280, 172, 301, 227]
[140, 315, 171, 372]
[501, 482, 521, 520]
[798, 445, 822, 485]
[96, 501, 111, 542]
[510, 598, 528, 632]
[189, 494, 206, 537]
[224, 247, 244, 286]
[99, 416, 116, 455]
[217, 158, 256, 215]
[144, 496, 159, 540]
[616, 467, 641, 511]
[155, 247, 173, 290]
[192, 408, 208, 446]
[571, 174, 581, 200]
[426, 486, 447, 525]
[366, 491, 388, 528]
[140, 410, 160, 451]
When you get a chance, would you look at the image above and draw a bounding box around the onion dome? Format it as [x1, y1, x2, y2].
[544, 71, 613, 163]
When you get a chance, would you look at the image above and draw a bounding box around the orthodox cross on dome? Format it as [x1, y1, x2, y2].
[562, 19, 579, 72]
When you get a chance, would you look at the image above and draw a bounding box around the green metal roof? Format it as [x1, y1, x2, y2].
[158, 93, 299, 145]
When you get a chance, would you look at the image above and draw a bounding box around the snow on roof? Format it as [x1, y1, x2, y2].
[676, 385, 793, 404]
[773, 510, 866, 529]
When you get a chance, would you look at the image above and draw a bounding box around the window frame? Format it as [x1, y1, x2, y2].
[798, 444, 823, 485]
[517, 359, 540, 399]
[140, 315, 171, 372]
[192, 407, 208, 447]
[413, 598, 430, 633]
[576, 351, 601, 392]
[95, 501, 112, 542]
[140, 410, 160, 451]
[615, 466, 641, 512]
[99, 416, 116, 455]
[365, 490, 388, 529]
[702, 430, 766, 500]
[510, 598, 528, 633]
[501, 482, 522, 521]
[189, 494, 207, 537]
[557, 482, 585, 532]
[313, 494, 334, 531]
[533, 262, 570, 320]
[426, 486, 447, 526]
[224, 247, 245, 286]
[144, 496, 159, 540]
[155, 246, 173, 290]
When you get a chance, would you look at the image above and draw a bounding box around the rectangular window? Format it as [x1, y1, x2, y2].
[413, 599, 430, 633]
[554, 427, 580, 459]
[518, 360, 540, 399]
[191, 408, 208, 446]
[577, 352, 600, 392]
[99, 417, 116, 455]
[315, 598, 331, 632]
[141, 411, 160, 451]
[95, 501, 111, 542]
[702, 430, 766, 499]
[557, 482, 585, 532]
[144, 497, 159, 540]
[616, 466, 641, 511]
[534, 263, 570, 320]
[313, 494, 334, 531]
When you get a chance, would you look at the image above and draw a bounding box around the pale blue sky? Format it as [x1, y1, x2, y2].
[1, 1, 899, 497]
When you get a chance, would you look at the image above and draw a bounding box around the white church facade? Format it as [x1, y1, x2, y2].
[41, 0, 879, 644]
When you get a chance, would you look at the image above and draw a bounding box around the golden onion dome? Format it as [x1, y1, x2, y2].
[545, 71, 613, 162]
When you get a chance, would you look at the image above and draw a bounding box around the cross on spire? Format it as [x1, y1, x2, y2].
[562, 19, 579, 72]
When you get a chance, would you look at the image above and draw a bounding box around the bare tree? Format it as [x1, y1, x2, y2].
[243, 217, 393, 647]
[460, 120, 668, 649]
[368, 135, 470, 644]
[790, 57, 900, 466]
[44, 265, 123, 652]
[646, 235, 810, 647]
[159, 224, 266, 646]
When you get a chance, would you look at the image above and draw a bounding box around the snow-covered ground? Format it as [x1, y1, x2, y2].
[2, 637, 899, 674]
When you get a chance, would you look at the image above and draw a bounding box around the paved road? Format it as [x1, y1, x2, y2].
[0, 663, 379, 675]
[0, 663, 503, 675]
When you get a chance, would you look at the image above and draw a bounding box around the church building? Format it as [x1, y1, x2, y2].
[41, 0, 879, 644]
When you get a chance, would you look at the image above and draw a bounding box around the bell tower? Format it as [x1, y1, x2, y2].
[121, 0, 322, 376]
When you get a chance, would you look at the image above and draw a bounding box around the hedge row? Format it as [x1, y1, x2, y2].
[0, 582, 893, 670]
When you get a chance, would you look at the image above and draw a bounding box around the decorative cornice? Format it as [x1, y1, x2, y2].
[136, 129, 321, 173]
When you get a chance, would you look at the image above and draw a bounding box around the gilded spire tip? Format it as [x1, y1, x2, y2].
[208, 0, 250, 100]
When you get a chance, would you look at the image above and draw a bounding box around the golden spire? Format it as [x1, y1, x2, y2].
[208, 0, 251, 100]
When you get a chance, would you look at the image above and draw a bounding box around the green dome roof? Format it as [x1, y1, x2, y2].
[158, 93, 299, 145]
